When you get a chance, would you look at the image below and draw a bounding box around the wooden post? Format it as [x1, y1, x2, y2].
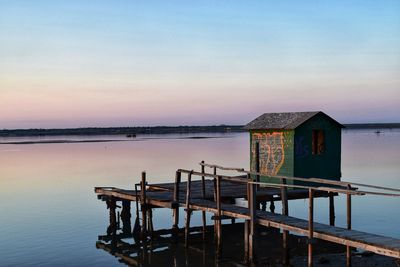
[106, 198, 117, 236]
[202, 242, 206, 267]
[141, 172, 147, 240]
[141, 240, 148, 265]
[346, 186, 352, 267]
[216, 175, 222, 259]
[329, 192, 335, 226]
[244, 220, 249, 263]
[133, 183, 141, 242]
[308, 188, 314, 267]
[147, 208, 154, 237]
[255, 142, 260, 182]
[172, 171, 181, 239]
[121, 200, 132, 235]
[255, 142, 260, 210]
[185, 171, 193, 247]
[201, 161, 207, 240]
[270, 200, 275, 213]
[261, 201, 266, 211]
[244, 173, 251, 263]
[213, 167, 218, 243]
[249, 180, 257, 263]
[255, 141, 260, 184]
[281, 178, 289, 265]
[281, 179, 289, 215]
[117, 211, 120, 229]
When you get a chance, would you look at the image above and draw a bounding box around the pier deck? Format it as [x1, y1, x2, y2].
[95, 163, 400, 265]
[95, 183, 400, 259]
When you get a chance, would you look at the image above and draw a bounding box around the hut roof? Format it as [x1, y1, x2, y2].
[245, 111, 344, 130]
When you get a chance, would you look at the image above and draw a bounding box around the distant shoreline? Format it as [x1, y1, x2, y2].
[0, 123, 399, 137]
[343, 123, 400, 129]
[0, 125, 244, 137]
[0, 135, 226, 145]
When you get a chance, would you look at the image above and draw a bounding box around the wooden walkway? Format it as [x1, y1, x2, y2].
[95, 163, 400, 266]
[96, 180, 332, 208]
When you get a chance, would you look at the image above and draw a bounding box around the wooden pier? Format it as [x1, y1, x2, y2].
[95, 162, 400, 266]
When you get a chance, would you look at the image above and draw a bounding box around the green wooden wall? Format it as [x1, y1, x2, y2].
[294, 114, 342, 183]
[249, 129, 295, 185]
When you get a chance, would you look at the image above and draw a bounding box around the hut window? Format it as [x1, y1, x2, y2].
[312, 130, 325, 155]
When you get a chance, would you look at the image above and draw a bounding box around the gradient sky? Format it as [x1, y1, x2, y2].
[1, 1, 399, 128]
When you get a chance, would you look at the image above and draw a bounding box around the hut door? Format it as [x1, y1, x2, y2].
[312, 130, 325, 155]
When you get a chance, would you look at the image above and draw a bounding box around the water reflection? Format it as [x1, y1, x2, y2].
[0, 130, 399, 266]
[96, 201, 222, 267]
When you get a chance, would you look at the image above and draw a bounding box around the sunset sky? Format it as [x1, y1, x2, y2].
[1, 1, 399, 128]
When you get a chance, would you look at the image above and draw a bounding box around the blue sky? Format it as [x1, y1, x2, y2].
[0, 1, 399, 128]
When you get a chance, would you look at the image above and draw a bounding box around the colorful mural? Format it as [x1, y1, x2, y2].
[251, 132, 285, 175]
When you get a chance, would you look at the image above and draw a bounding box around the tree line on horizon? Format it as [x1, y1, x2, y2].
[0, 123, 399, 137]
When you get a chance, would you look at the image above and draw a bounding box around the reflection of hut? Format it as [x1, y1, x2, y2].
[245, 111, 344, 185]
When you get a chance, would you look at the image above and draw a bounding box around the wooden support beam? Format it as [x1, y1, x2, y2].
[147, 208, 154, 237]
[185, 171, 193, 247]
[140, 172, 147, 240]
[216, 175, 222, 259]
[244, 220, 249, 263]
[133, 183, 141, 242]
[106, 198, 117, 236]
[329, 192, 335, 226]
[255, 142, 261, 212]
[308, 188, 314, 267]
[213, 167, 218, 244]
[201, 160, 207, 240]
[347, 185, 352, 267]
[172, 171, 181, 239]
[261, 201, 266, 211]
[249, 177, 257, 263]
[255, 141, 260, 188]
[245, 173, 251, 264]
[281, 178, 289, 265]
[121, 200, 131, 219]
[281, 179, 289, 215]
[117, 211, 120, 229]
[270, 200, 275, 213]
[121, 200, 132, 235]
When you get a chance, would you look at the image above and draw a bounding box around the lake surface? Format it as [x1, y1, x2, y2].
[0, 129, 399, 266]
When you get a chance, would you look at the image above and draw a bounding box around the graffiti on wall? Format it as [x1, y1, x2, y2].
[252, 132, 285, 176]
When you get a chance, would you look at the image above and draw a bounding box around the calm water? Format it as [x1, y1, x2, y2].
[0, 130, 399, 266]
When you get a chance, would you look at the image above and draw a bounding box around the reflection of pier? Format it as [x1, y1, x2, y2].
[96, 224, 218, 267]
[95, 162, 400, 266]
